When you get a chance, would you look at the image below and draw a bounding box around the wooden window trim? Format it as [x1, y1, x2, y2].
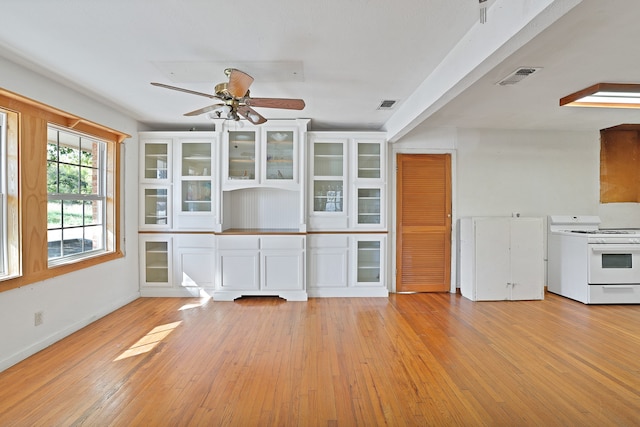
[0, 87, 130, 293]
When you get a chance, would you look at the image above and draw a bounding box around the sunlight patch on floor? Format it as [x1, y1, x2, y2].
[114, 321, 182, 361]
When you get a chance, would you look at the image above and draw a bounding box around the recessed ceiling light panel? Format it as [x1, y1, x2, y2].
[560, 83, 640, 108]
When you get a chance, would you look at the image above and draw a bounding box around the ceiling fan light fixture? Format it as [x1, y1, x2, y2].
[560, 83, 640, 108]
[247, 112, 260, 123]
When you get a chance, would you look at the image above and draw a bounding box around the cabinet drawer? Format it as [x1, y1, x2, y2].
[261, 235, 305, 250]
[175, 234, 215, 248]
[307, 234, 348, 248]
[588, 284, 640, 304]
[217, 236, 260, 250]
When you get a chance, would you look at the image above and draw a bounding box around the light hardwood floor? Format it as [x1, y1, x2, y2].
[1, 292, 639, 426]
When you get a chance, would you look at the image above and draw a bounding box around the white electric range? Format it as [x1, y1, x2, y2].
[547, 215, 640, 304]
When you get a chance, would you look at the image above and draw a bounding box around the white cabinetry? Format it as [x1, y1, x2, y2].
[308, 132, 386, 231]
[220, 120, 308, 232]
[306, 132, 388, 297]
[222, 120, 308, 190]
[139, 132, 218, 232]
[307, 234, 387, 297]
[459, 217, 544, 301]
[139, 233, 215, 297]
[140, 234, 172, 290]
[215, 235, 306, 301]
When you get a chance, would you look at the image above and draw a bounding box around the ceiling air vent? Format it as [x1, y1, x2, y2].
[377, 99, 398, 110]
[496, 67, 542, 86]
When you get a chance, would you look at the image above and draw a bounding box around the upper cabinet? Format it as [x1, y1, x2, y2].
[308, 132, 386, 231]
[308, 136, 348, 230]
[139, 131, 218, 231]
[222, 120, 308, 191]
[141, 138, 171, 183]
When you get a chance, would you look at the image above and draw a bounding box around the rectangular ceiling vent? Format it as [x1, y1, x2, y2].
[377, 99, 398, 110]
[497, 67, 542, 86]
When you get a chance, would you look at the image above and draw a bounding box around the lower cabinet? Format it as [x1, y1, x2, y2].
[140, 235, 172, 291]
[139, 233, 215, 297]
[307, 234, 388, 297]
[139, 233, 388, 299]
[214, 235, 307, 301]
[458, 217, 544, 301]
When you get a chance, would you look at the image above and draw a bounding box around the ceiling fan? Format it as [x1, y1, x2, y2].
[151, 68, 305, 125]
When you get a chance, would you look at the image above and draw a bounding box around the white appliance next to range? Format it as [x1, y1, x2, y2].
[547, 215, 640, 304]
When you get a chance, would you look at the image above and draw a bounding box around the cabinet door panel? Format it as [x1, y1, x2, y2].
[262, 251, 304, 290]
[140, 236, 172, 287]
[178, 250, 215, 288]
[218, 251, 260, 290]
[309, 249, 348, 288]
[474, 219, 510, 300]
[510, 219, 544, 300]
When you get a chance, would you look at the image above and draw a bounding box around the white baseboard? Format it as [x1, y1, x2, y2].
[0, 292, 139, 373]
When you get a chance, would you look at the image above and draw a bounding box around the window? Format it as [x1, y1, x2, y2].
[0, 107, 19, 282]
[0, 112, 6, 274]
[47, 126, 108, 264]
[0, 87, 128, 293]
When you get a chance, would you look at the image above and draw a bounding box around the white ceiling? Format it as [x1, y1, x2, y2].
[0, 0, 638, 140]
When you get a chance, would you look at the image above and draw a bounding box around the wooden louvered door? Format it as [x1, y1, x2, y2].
[396, 154, 451, 292]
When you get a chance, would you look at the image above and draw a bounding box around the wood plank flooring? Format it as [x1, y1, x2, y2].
[1, 292, 639, 426]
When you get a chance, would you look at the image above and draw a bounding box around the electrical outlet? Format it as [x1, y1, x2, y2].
[34, 311, 43, 326]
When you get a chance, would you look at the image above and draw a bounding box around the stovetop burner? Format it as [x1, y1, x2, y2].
[571, 229, 640, 235]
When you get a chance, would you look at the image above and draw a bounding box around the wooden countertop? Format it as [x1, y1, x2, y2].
[219, 228, 305, 235]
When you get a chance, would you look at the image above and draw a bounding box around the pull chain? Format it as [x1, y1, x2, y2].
[479, 0, 488, 24]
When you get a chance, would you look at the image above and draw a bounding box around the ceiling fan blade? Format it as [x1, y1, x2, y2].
[226, 69, 254, 98]
[184, 103, 227, 117]
[151, 82, 219, 99]
[245, 97, 306, 110]
[237, 105, 268, 125]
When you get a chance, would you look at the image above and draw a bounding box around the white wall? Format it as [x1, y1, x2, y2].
[456, 128, 600, 218]
[456, 128, 640, 228]
[390, 125, 640, 291]
[0, 56, 140, 371]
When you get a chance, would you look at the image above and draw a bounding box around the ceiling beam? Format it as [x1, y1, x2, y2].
[383, 0, 583, 143]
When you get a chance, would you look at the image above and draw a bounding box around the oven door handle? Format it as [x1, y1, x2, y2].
[590, 245, 640, 254]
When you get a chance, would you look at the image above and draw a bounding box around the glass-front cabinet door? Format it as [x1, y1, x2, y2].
[227, 130, 257, 183]
[357, 142, 381, 179]
[141, 140, 170, 182]
[179, 141, 212, 213]
[174, 137, 217, 230]
[353, 236, 385, 287]
[308, 138, 348, 230]
[141, 185, 171, 229]
[140, 237, 172, 288]
[312, 141, 345, 213]
[356, 187, 382, 226]
[264, 130, 295, 183]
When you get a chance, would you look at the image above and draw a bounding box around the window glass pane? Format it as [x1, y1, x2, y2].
[62, 227, 84, 255]
[59, 139, 81, 165]
[84, 225, 103, 250]
[58, 164, 79, 193]
[47, 200, 62, 229]
[47, 161, 59, 193]
[80, 165, 99, 194]
[47, 141, 58, 162]
[47, 229, 63, 259]
[63, 200, 84, 227]
[84, 200, 101, 226]
[80, 140, 97, 167]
